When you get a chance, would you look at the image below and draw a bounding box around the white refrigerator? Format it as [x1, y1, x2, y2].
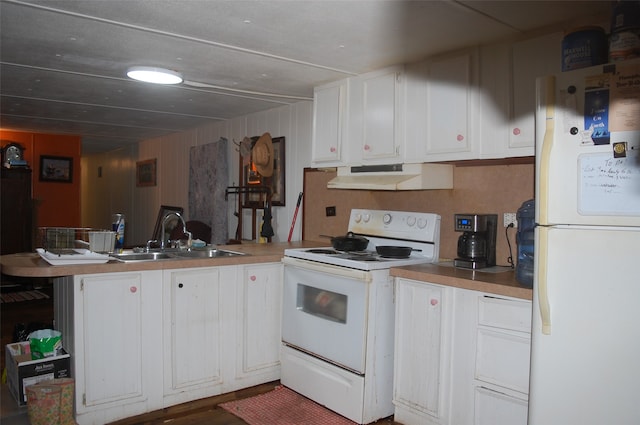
[530, 58, 640, 425]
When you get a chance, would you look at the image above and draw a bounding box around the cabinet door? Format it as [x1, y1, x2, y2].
[349, 66, 404, 164]
[424, 51, 478, 161]
[0, 168, 32, 254]
[406, 50, 479, 162]
[394, 279, 451, 423]
[234, 262, 283, 382]
[312, 79, 348, 166]
[509, 32, 562, 152]
[76, 272, 158, 412]
[163, 267, 229, 399]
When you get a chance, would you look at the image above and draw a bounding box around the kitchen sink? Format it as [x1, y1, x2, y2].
[110, 252, 174, 261]
[110, 248, 248, 262]
[171, 248, 247, 258]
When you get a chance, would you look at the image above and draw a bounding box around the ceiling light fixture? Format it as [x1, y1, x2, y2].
[127, 66, 183, 85]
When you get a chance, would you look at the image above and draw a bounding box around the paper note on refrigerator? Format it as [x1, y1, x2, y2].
[579, 152, 640, 215]
[609, 62, 640, 132]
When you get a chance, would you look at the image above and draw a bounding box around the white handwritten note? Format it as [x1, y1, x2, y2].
[579, 153, 640, 215]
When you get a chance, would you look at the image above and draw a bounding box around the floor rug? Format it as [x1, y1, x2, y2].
[220, 385, 357, 425]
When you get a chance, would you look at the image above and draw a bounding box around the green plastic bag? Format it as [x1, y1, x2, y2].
[29, 329, 62, 360]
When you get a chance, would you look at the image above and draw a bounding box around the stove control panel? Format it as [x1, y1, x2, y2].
[348, 209, 441, 243]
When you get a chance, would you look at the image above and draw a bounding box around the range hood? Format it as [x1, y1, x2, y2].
[327, 163, 453, 190]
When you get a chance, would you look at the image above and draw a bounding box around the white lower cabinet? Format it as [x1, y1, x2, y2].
[54, 271, 164, 425]
[393, 278, 532, 425]
[162, 266, 236, 405]
[54, 262, 284, 425]
[393, 279, 453, 425]
[233, 262, 282, 384]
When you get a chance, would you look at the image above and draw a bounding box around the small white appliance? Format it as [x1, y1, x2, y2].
[530, 58, 640, 424]
[281, 209, 441, 424]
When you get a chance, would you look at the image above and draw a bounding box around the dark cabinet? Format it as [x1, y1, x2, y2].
[1, 168, 33, 255]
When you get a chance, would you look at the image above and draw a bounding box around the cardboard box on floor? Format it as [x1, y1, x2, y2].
[5, 342, 71, 406]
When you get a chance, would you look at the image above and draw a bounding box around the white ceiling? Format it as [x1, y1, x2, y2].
[0, 0, 611, 154]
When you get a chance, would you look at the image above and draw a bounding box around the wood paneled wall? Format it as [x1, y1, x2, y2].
[81, 101, 313, 246]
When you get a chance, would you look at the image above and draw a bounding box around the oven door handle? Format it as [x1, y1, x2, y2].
[283, 257, 372, 282]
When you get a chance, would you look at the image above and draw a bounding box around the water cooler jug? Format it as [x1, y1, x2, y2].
[516, 199, 535, 287]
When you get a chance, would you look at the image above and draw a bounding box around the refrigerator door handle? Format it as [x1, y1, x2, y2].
[537, 75, 556, 225]
[537, 226, 552, 335]
[535, 75, 555, 336]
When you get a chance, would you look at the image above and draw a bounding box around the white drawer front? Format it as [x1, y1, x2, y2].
[478, 296, 531, 333]
[474, 386, 528, 425]
[475, 328, 531, 394]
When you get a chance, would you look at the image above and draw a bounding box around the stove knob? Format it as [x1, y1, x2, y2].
[417, 218, 427, 229]
[383, 213, 392, 225]
[407, 216, 416, 227]
[354, 213, 362, 223]
[363, 213, 371, 223]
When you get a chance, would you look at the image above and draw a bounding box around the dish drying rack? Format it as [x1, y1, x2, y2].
[38, 227, 114, 253]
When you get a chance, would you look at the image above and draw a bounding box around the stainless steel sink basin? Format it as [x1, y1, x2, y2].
[111, 252, 174, 261]
[110, 248, 247, 262]
[171, 249, 247, 258]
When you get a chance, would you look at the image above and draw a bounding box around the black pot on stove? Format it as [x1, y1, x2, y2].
[321, 232, 369, 251]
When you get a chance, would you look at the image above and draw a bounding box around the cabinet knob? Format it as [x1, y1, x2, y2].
[512, 127, 521, 136]
[130, 286, 137, 293]
[456, 134, 464, 142]
[250, 275, 257, 281]
[364, 144, 371, 151]
[430, 298, 438, 306]
[178, 283, 184, 288]
[330, 146, 336, 153]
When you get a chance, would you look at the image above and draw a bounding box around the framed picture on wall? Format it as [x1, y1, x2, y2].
[136, 158, 157, 187]
[39, 155, 73, 183]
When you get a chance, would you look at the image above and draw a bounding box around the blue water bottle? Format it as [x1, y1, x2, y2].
[516, 200, 535, 287]
[112, 213, 125, 253]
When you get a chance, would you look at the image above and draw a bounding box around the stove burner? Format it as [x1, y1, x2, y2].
[306, 249, 340, 254]
[345, 255, 379, 261]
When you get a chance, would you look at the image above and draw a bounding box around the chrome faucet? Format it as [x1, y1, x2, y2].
[161, 212, 192, 249]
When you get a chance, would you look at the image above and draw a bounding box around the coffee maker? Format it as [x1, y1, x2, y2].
[453, 214, 497, 269]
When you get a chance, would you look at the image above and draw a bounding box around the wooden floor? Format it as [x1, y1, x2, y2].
[107, 381, 400, 425]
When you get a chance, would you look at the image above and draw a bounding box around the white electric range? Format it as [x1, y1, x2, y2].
[281, 209, 441, 424]
[284, 208, 441, 270]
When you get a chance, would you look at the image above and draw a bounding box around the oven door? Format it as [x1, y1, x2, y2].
[282, 257, 370, 374]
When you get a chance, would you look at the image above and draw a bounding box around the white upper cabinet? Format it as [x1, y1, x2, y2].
[312, 79, 349, 166]
[405, 49, 480, 162]
[348, 66, 405, 165]
[480, 32, 563, 158]
[312, 31, 565, 165]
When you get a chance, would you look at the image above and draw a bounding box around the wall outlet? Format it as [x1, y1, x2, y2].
[503, 213, 517, 228]
[326, 206, 336, 217]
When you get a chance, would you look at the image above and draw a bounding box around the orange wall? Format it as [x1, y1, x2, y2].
[1, 129, 81, 228]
